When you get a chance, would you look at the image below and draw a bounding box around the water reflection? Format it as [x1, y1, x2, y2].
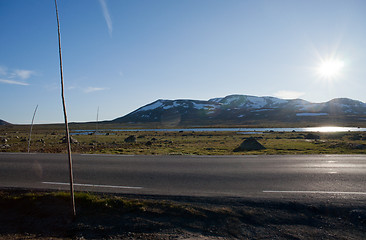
[304, 126, 361, 132]
[71, 126, 366, 135]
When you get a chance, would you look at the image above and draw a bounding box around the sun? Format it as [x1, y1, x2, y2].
[317, 59, 344, 79]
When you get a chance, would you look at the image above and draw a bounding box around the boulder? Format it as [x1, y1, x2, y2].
[124, 135, 137, 143]
[349, 143, 366, 150]
[234, 137, 266, 151]
[304, 133, 320, 140]
[60, 136, 78, 144]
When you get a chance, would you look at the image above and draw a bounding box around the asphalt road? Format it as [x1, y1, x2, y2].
[1, 153, 366, 201]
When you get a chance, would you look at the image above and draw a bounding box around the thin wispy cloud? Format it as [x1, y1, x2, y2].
[0, 66, 35, 86]
[274, 90, 305, 99]
[0, 66, 7, 76]
[98, 0, 113, 37]
[67, 86, 77, 90]
[84, 87, 108, 93]
[12, 69, 35, 80]
[0, 79, 29, 86]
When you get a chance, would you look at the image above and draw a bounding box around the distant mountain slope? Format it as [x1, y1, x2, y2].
[111, 95, 366, 126]
[0, 119, 11, 125]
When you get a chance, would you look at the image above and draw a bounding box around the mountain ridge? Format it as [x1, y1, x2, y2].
[111, 94, 366, 126]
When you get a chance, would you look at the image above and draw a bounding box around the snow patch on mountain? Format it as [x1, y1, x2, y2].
[209, 95, 288, 109]
[192, 103, 220, 115]
[136, 101, 163, 112]
[245, 96, 267, 108]
[269, 97, 288, 105]
[192, 103, 208, 110]
[163, 101, 185, 110]
[209, 97, 223, 103]
[242, 96, 288, 109]
[112, 94, 366, 125]
[223, 96, 241, 105]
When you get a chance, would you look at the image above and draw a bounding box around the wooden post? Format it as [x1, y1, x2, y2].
[96, 106, 99, 142]
[54, 0, 76, 217]
[27, 104, 38, 153]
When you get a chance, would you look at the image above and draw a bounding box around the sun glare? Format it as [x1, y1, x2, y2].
[317, 59, 344, 79]
[306, 126, 351, 132]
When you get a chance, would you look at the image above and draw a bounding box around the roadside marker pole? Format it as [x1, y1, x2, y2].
[96, 106, 99, 142]
[54, 0, 76, 218]
[27, 104, 38, 153]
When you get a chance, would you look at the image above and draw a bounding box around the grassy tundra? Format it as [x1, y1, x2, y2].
[1, 124, 366, 155]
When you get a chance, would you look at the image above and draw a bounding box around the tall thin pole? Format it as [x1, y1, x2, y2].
[55, 0, 76, 217]
[96, 106, 99, 142]
[28, 104, 38, 153]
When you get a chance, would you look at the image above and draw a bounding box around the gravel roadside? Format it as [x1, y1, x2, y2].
[1, 189, 366, 239]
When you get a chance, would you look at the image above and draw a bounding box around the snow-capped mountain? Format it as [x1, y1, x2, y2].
[111, 95, 366, 126]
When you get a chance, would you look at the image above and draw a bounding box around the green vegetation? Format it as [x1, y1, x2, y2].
[1, 124, 366, 155]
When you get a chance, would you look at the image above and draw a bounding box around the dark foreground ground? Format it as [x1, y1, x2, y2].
[1, 189, 366, 240]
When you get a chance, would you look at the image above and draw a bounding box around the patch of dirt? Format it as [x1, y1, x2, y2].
[0, 189, 366, 239]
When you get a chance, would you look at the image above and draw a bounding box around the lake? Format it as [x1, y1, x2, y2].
[71, 126, 366, 135]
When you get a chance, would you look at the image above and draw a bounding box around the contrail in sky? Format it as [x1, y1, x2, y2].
[98, 0, 113, 36]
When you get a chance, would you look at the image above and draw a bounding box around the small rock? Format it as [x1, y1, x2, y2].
[60, 136, 78, 144]
[304, 133, 320, 140]
[124, 135, 136, 143]
[348, 143, 366, 149]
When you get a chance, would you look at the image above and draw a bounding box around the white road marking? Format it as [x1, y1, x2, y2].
[190, 155, 259, 158]
[328, 172, 338, 174]
[0, 152, 36, 155]
[42, 181, 143, 189]
[263, 190, 366, 195]
[80, 154, 136, 157]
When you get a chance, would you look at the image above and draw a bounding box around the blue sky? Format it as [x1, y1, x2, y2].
[1, 0, 366, 124]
